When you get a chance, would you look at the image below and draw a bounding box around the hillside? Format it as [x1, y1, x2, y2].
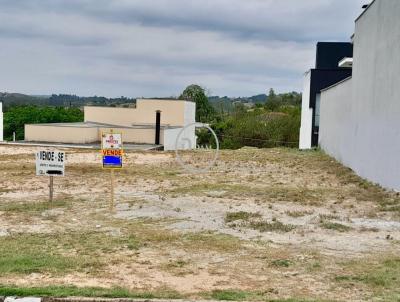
[0, 92, 49, 108]
[0, 92, 136, 109]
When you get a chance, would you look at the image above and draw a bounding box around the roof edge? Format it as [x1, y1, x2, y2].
[320, 76, 352, 92]
[355, 0, 377, 23]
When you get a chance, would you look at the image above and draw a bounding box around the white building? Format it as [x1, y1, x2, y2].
[24, 99, 196, 151]
[319, 0, 400, 190]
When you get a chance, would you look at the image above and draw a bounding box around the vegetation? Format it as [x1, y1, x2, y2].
[247, 220, 296, 233]
[3, 105, 83, 140]
[335, 257, 400, 300]
[2, 86, 301, 148]
[191, 86, 302, 149]
[0, 285, 181, 299]
[180, 84, 215, 122]
[320, 221, 352, 232]
[225, 211, 262, 223]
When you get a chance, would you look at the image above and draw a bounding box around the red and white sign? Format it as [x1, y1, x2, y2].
[102, 133, 122, 150]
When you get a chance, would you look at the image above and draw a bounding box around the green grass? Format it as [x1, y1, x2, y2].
[335, 257, 400, 300]
[319, 214, 340, 221]
[0, 286, 332, 302]
[182, 232, 242, 252]
[285, 210, 314, 218]
[206, 289, 330, 302]
[225, 211, 262, 223]
[0, 200, 69, 213]
[168, 182, 326, 206]
[209, 289, 254, 301]
[248, 220, 296, 233]
[0, 231, 139, 275]
[271, 259, 292, 268]
[0, 285, 181, 299]
[320, 221, 352, 232]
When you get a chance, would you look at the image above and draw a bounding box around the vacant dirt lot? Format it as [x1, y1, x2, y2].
[0, 146, 399, 301]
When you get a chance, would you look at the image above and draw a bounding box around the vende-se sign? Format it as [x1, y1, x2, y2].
[36, 150, 65, 176]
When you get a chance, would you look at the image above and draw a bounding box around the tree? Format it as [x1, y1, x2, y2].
[180, 84, 215, 122]
[265, 88, 281, 111]
[3, 105, 83, 141]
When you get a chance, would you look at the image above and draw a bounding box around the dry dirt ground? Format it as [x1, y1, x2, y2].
[0, 146, 399, 301]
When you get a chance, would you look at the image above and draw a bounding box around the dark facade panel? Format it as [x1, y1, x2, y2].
[315, 42, 353, 69]
[309, 69, 352, 108]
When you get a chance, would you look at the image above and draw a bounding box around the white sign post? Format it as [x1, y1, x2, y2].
[101, 132, 123, 210]
[36, 150, 65, 202]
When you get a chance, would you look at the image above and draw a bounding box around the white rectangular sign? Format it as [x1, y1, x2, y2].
[36, 150, 65, 177]
[102, 133, 122, 150]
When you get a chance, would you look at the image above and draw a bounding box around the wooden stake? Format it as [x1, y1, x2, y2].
[110, 169, 115, 210]
[49, 176, 54, 203]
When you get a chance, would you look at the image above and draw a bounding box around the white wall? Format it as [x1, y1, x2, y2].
[163, 100, 196, 151]
[84, 99, 192, 127]
[319, 78, 353, 165]
[0, 102, 3, 141]
[299, 71, 313, 149]
[319, 0, 400, 190]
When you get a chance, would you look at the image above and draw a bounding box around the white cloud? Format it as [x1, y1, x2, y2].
[0, 0, 367, 97]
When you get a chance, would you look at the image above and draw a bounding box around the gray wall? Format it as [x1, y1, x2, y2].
[319, 0, 400, 191]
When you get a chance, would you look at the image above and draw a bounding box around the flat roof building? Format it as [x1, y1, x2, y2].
[24, 99, 196, 151]
[299, 42, 353, 149]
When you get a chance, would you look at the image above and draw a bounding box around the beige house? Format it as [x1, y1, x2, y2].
[25, 99, 196, 150]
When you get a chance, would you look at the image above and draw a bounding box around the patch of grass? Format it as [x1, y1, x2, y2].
[248, 220, 295, 233]
[168, 182, 326, 206]
[225, 211, 261, 223]
[0, 230, 139, 275]
[0, 285, 181, 299]
[271, 259, 292, 268]
[205, 289, 326, 302]
[319, 214, 340, 221]
[335, 257, 400, 300]
[208, 289, 256, 301]
[165, 259, 188, 268]
[0, 200, 69, 213]
[182, 232, 242, 252]
[320, 221, 352, 232]
[285, 210, 314, 218]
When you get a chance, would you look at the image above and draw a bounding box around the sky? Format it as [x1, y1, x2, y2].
[0, 0, 367, 98]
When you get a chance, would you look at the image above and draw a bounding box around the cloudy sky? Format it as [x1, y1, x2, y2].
[0, 0, 367, 98]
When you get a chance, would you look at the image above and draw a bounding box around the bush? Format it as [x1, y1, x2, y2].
[215, 106, 300, 149]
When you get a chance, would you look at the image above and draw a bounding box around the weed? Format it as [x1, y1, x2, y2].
[319, 214, 340, 221]
[225, 211, 261, 223]
[320, 221, 352, 232]
[248, 220, 295, 233]
[271, 259, 292, 268]
[0, 200, 69, 213]
[285, 210, 314, 218]
[335, 257, 400, 299]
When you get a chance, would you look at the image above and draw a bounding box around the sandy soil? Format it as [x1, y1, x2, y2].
[0, 145, 399, 301]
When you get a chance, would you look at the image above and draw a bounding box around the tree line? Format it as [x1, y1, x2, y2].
[2, 86, 301, 148]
